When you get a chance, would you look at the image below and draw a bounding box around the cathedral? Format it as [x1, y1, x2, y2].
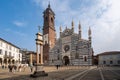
[43, 4, 93, 65]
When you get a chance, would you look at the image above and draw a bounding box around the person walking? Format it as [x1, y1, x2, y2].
[8, 64, 13, 72]
[30, 64, 33, 72]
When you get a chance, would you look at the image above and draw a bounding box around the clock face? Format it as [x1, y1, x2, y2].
[64, 45, 70, 52]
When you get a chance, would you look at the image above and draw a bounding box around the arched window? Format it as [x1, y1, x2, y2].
[84, 56, 87, 62]
[103, 61, 106, 64]
[45, 17, 48, 21]
[110, 61, 113, 64]
[57, 55, 59, 60]
[51, 17, 53, 23]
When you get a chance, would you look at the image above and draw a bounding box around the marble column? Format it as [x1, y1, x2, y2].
[36, 44, 39, 64]
[40, 45, 43, 64]
[30, 53, 33, 65]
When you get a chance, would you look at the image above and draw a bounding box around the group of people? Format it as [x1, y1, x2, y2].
[8, 64, 28, 72]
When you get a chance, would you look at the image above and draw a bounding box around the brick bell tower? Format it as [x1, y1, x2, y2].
[43, 3, 56, 63]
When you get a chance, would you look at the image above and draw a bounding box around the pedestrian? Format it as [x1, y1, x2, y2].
[14, 65, 17, 72]
[8, 64, 13, 72]
[30, 65, 33, 72]
[56, 65, 59, 69]
[2, 65, 4, 69]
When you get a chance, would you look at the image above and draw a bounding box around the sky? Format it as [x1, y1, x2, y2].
[0, 0, 120, 55]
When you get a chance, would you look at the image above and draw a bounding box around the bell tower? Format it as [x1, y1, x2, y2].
[43, 3, 56, 63]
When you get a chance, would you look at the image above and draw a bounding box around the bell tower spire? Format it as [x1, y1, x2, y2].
[48, 1, 50, 8]
[60, 25, 62, 37]
[71, 19, 74, 32]
[88, 26, 92, 47]
[78, 21, 82, 39]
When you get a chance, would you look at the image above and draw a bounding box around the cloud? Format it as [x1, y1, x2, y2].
[33, 0, 120, 54]
[13, 21, 26, 27]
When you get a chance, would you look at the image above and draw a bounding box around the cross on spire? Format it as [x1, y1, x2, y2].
[38, 26, 41, 32]
[48, 1, 50, 8]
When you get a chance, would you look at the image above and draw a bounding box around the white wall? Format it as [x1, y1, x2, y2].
[99, 54, 120, 65]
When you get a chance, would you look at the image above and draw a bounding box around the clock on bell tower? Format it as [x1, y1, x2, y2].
[43, 3, 56, 63]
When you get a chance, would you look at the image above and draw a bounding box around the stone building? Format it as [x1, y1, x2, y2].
[0, 38, 22, 67]
[41, 4, 93, 65]
[49, 22, 93, 65]
[20, 49, 38, 65]
[26, 51, 37, 66]
[98, 51, 120, 66]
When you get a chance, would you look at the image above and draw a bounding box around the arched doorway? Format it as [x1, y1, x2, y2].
[0, 58, 2, 65]
[8, 59, 11, 64]
[12, 60, 15, 64]
[63, 56, 69, 65]
[4, 59, 7, 64]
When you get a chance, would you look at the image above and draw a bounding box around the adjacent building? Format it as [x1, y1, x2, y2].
[20, 49, 40, 65]
[98, 51, 120, 66]
[0, 38, 22, 67]
[20, 49, 28, 64]
[26, 51, 37, 65]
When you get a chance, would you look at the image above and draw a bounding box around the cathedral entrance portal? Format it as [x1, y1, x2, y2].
[0, 58, 2, 65]
[63, 56, 69, 65]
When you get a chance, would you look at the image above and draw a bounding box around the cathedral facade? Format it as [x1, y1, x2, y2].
[43, 4, 93, 65]
[49, 23, 93, 65]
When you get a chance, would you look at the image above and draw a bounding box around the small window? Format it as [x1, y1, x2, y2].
[51, 18, 53, 23]
[110, 61, 113, 64]
[9, 52, 11, 56]
[0, 49, 2, 54]
[84, 56, 87, 61]
[117, 60, 120, 64]
[45, 17, 48, 21]
[103, 61, 106, 64]
[5, 51, 7, 55]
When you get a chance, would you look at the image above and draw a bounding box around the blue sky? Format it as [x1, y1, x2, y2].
[0, 0, 120, 54]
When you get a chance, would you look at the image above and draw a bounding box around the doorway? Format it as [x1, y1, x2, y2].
[63, 56, 69, 65]
[0, 58, 2, 65]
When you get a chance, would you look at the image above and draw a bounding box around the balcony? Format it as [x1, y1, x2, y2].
[4, 54, 14, 59]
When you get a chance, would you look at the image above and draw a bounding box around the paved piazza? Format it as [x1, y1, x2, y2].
[0, 66, 120, 80]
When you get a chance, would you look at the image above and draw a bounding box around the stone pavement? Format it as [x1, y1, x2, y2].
[0, 66, 90, 80]
[1, 66, 120, 80]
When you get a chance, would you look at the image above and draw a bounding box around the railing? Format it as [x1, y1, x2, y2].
[4, 55, 14, 59]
